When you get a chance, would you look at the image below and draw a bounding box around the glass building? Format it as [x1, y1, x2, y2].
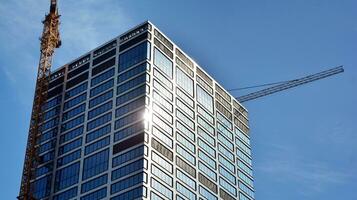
[25, 21, 254, 200]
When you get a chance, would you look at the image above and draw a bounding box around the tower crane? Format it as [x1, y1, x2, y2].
[18, 0, 61, 199]
[233, 66, 344, 103]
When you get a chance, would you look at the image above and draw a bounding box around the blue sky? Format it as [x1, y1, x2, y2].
[0, 0, 356, 199]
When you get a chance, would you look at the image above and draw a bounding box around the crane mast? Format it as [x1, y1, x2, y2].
[236, 66, 344, 103]
[18, 0, 61, 199]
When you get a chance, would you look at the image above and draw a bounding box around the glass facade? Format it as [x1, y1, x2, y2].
[24, 21, 254, 200]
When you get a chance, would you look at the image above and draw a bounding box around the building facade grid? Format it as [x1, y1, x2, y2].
[26, 21, 254, 200]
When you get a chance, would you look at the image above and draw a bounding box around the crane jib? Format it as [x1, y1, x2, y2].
[236, 66, 344, 103]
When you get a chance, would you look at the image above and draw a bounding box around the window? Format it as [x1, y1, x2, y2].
[238, 170, 254, 188]
[152, 152, 172, 173]
[153, 103, 173, 124]
[198, 138, 215, 157]
[217, 122, 233, 140]
[236, 138, 251, 156]
[114, 121, 145, 142]
[80, 187, 107, 200]
[66, 72, 88, 89]
[41, 117, 59, 132]
[39, 128, 58, 143]
[81, 174, 108, 194]
[219, 145, 235, 164]
[43, 96, 61, 111]
[112, 146, 145, 168]
[236, 148, 252, 166]
[176, 169, 196, 190]
[151, 178, 173, 200]
[176, 182, 196, 200]
[199, 186, 217, 200]
[176, 132, 195, 153]
[237, 160, 253, 177]
[176, 67, 193, 96]
[153, 91, 172, 112]
[85, 136, 110, 155]
[58, 138, 82, 156]
[39, 151, 55, 164]
[153, 126, 173, 148]
[219, 166, 236, 185]
[61, 115, 84, 132]
[44, 106, 60, 120]
[198, 162, 216, 181]
[239, 192, 251, 200]
[90, 79, 114, 97]
[82, 149, 109, 180]
[57, 150, 81, 167]
[86, 124, 111, 143]
[63, 93, 86, 111]
[117, 74, 148, 95]
[198, 127, 215, 147]
[89, 90, 113, 108]
[152, 164, 173, 186]
[115, 97, 146, 118]
[38, 140, 56, 154]
[62, 104, 86, 121]
[32, 175, 52, 199]
[217, 112, 233, 130]
[88, 101, 113, 120]
[176, 109, 194, 130]
[197, 105, 214, 125]
[198, 116, 214, 135]
[198, 173, 218, 194]
[236, 127, 250, 145]
[114, 110, 143, 130]
[87, 112, 112, 131]
[154, 48, 173, 79]
[91, 68, 115, 87]
[93, 45, 116, 64]
[53, 187, 77, 200]
[176, 99, 194, 119]
[154, 38, 173, 58]
[110, 186, 145, 200]
[113, 133, 145, 155]
[153, 80, 172, 100]
[176, 88, 194, 108]
[197, 86, 213, 113]
[151, 138, 173, 161]
[54, 162, 80, 192]
[59, 126, 83, 144]
[35, 163, 53, 178]
[197, 75, 213, 94]
[238, 181, 254, 198]
[111, 159, 145, 181]
[218, 133, 234, 151]
[218, 155, 235, 173]
[65, 82, 88, 100]
[92, 57, 115, 76]
[120, 32, 150, 52]
[116, 85, 147, 106]
[151, 192, 165, 200]
[154, 69, 172, 90]
[118, 62, 149, 83]
[176, 156, 196, 178]
[176, 145, 195, 165]
[198, 150, 216, 169]
[176, 121, 195, 142]
[119, 42, 151, 71]
[153, 114, 173, 136]
[219, 178, 236, 197]
[111, 173, 145, 195]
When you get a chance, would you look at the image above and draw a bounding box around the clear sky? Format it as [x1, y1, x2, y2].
[0, 0, 356, 199]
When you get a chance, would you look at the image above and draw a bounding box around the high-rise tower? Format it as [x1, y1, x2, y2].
[24, 22, 254, 200]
